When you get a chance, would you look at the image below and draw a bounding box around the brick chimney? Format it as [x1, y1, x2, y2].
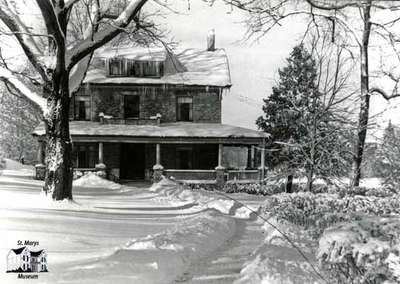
[207, 29, 215, 51]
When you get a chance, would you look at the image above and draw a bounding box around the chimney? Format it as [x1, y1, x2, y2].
[207, 29, 215, 51]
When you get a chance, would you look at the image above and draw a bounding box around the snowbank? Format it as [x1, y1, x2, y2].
[234, 217, 321, 284]
[73, 172, 121, 190]
[150, 178, 257, 219]
[1, 158, 34, 177]
[55, 210, 236, 284]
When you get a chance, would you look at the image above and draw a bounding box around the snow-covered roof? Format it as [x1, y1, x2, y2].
[83, 47, 232, 88]
[12, 247, 26, 255]
[30, 250, 44, 257]
[33, 121, 268, 140]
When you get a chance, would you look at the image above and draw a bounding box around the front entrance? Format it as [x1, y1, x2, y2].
[120, 143, 145, 180]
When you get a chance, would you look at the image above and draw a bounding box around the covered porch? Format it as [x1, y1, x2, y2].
[33, 121, 269, 184]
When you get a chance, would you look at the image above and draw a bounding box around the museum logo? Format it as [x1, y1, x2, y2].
[6, 241, 48, 279]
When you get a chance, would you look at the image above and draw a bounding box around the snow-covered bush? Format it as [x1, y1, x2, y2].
[224, 182, 284, 195]
[263, 192, 400, 237]
[317, 217, 400, 283]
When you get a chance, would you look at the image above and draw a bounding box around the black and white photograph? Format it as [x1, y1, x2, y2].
[1, 0, 400, 283]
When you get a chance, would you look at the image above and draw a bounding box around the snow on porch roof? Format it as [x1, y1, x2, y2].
[33, 121, 268, 140]
[83, 47, 232, 88]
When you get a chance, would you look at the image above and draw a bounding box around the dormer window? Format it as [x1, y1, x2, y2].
[107, 58, 163, 78]
[109, 58, 125, 76]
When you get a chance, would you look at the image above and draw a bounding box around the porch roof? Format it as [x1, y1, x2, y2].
[33, 121, 269, 144]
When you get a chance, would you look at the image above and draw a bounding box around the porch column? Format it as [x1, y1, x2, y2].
[153, 143, 163, 182]
[37, 141, 45, 164]
[218, 143, 223, 167]
[251, 145, 255, 168]
[215, 143, 225, 187]
[156, 143, 161, 165]
[95, 142, 106, 178]
[98, 142, 104, 164]
[258, 140, 266, 183]
[246, 146, 252, 169]
[35, 141, 46, 180]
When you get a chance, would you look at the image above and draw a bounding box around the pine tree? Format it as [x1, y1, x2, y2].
[257, 44, 351, 191]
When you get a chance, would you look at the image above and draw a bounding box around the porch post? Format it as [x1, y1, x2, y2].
[35, 141, 46, 180]
[98, 142, 104, 164]
[251, 145, 255, 168]
[95, 142, 107, 178]
[246, 146, 252, 169]
[37, 141, 45, 164]
[259, 140, 266, 183]
[218, 143, 223, 167]
[156, 143, 161, 165]
[153, 143, 163, 182]
[215, 143, 225, 187]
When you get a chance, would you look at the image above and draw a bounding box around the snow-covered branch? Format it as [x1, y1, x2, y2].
[66, 0, 148, 71]
[0, 67, 47, 113]
[0, 4, 48, 82]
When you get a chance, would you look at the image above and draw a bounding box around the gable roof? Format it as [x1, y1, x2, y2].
[30, 250, 44, 257]
[12, 247, 26, 255]
[83, 47, 232, 88]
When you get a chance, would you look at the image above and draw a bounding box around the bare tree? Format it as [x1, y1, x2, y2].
[222, 0, 400, 186]
[0, 0, 154, 200]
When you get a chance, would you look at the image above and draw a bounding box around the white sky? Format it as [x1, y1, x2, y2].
[152, 0, 400, 141]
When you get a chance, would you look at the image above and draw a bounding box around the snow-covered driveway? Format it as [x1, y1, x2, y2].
[0, 169, 266, 284]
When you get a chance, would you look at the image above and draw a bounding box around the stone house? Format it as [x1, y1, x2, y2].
[33, 32, 268, 183]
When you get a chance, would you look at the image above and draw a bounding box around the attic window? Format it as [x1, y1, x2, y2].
[108, 58, 125, 76]
[108, 58, 163, 78]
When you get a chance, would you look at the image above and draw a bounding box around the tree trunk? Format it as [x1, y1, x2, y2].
[42, 75, 73, 200]
[286, 174, 293, 193]
[352, 3, 371, 187]
[306, 168, 313, 192]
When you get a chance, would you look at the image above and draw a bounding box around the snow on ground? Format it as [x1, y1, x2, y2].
[73, 172, 122, 190]
[150, 178, 259, 219]
[234, 218, 322, 284]
[0, 162, 266, 284]
[0, 158, 34, 177]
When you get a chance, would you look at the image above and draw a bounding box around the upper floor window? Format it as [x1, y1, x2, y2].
[124, 95, 140, 119]
[108, 58, 163, 78]
[177, 97, 193, 121]
[74, 96, 90, 120]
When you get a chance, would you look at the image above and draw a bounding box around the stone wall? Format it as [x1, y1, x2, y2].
[85, 85, 221, 123]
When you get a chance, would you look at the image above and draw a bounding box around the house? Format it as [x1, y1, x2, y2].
[33, 31, 268, 184]
[6, 247, 47, 273]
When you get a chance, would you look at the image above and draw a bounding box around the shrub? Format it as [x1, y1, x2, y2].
[317, 217, 400, 284]
[263, 192, 400, 238]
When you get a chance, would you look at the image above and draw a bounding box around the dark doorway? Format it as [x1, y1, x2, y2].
[120, 143, 145, 180]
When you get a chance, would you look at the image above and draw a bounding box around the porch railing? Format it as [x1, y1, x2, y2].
[163, 169, 216, 180]
[227, 170, 259, 181]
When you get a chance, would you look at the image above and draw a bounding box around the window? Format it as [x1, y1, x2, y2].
[75, 144, 97, 168]
[74, 96, 90, 120]
[124, 96, 140, 119]
[108, 58, 125, 76]
[176, 147, 193, 169]
[109, 59, 164, 78]
[177, 97, 193, 121]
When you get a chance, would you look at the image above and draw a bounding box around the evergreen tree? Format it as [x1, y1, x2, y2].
[376, 121, 400, 186]
[257, 44, 351, 191]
